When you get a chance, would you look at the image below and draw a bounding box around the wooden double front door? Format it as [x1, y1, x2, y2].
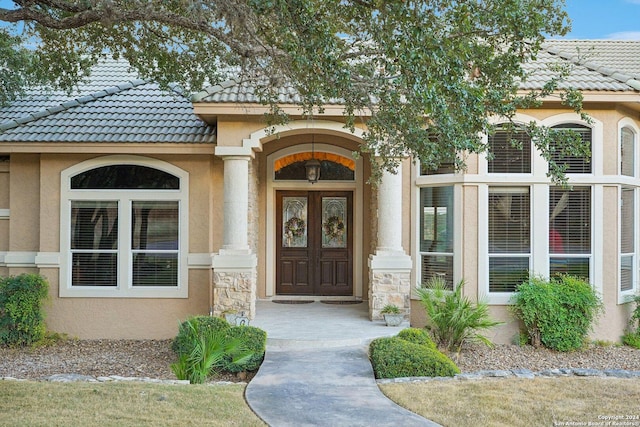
[276, 190, 353, 296]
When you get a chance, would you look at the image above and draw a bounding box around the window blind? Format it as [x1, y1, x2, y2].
[132, 201, 179, 287]
[621, 187, 634, 292]
[622, 128, 635, 177]
[550, 124, 592, 174]
[488, 129, 531, 173]
[488, 187, 530, 292]
[70, 200, 118, 286]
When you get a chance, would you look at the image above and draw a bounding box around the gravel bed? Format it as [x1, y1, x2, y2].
[1, 340, 639, 382]
[455, 343, 640, 373]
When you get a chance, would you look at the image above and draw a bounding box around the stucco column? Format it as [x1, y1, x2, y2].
[368, 162, 412, 321]
[376, 165, 405, 254]
[221, 156, 250, 253]
[212, 152, 257, 320]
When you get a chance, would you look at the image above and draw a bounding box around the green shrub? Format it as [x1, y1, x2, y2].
[171, 315, 230, 356]
[622, 294, 640, 349]
[416, 277, 502, 353]
[0, 274, 49, 347]
[622, 332, 640, 349]
[170, 319, 251, 384]
[221, 325, 266, 373]
[512, 274, 602, 352]
[170, 315, 267, 381]
[396, 327, 437, 350]
[369, 336, 459, 379]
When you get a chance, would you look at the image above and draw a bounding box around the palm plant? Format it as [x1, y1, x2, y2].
[170, 318, 252, 384]
[417, 276, 502, 355]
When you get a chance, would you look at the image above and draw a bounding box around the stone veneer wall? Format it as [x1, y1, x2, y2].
[368, 270, 411, 319]
[213, 269, 257, 319]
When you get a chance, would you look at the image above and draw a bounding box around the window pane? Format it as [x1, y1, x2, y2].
[72, 253, 117, 286]
[622, 128, 635, 177]
[550, 257, 590, 279]
[550, 187, 590, 254]
[131, 201, 179, 250]
[489, 188, 530, 254]
[489, 257, 529, 292]
[275, 159, 355, 180]
[132, 201, 179, 287]
[488, 129, 531, 173]
[550, 124, 592, 174]
[71, 165, 179, 189]
[621, 255, 634, 292]
[71, 200, 118, 287]
[621, 187, 634, 253]
[422, 255, 453, 290]
[420, 187, 454, 253]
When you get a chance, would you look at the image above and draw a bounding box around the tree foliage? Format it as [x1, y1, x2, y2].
[0, 0, 588, 182]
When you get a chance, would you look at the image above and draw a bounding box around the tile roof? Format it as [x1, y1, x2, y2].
[194, 40, 640, 104]
[0, 58, 216, 143]
[1, 40, 638, 141]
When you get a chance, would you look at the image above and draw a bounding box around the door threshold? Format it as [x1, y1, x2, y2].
[264, 296, 362, 302]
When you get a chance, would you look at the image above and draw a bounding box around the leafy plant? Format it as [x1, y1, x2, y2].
[170, 317, 252, 384]
[221, 326, 267, 373]
[511, 274, 602, 352]
[417, 277, 502, 354]
[622, 294, 640, 349]
[0, 274, 49, 347]
[171, 315, 230, 356]
[369, 336, 459, 379]
[381, 304, 401, 314]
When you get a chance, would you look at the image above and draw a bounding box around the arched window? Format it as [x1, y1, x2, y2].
[61, 159, 188, 298]
[274, 152, 355, 181]
[487, 125, 532, 174]
[550, 124, 592, 174]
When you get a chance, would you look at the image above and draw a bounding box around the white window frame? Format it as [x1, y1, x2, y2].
[418, 185, 456, 288]
[619, 119, 640, 302]
[486, 186, 532, 298]
[478, 114, 601, 304]
[548, 185, 593, 282]
[60, 155, 189, 298]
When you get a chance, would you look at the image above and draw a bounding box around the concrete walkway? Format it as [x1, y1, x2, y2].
[245, 301, 440, 426]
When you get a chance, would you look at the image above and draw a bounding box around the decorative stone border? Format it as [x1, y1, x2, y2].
[1, 374, 247, 385]
[377, 368, 640, 384]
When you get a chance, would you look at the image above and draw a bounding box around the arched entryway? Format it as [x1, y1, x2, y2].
[266, 141, 364, 299]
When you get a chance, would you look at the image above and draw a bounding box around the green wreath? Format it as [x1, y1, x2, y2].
[323, 216, 345, 240]
[285, 216, 306, 238]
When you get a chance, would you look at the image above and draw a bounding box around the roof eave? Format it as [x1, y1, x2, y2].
[193, 102, 366, 122]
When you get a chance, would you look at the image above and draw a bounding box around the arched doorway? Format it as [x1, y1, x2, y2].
[266, 142, 364, 298]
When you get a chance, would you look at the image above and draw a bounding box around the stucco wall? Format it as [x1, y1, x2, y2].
[7, 153, 220, 339]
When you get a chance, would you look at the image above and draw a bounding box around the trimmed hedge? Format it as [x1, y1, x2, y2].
[369, 336, 460, 379]
[396, 327, 437, 350]
[0, 274, 49, 347]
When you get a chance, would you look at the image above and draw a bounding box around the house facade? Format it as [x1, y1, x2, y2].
[1, 40, 639, 342]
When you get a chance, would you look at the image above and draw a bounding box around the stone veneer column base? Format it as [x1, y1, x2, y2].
[368, 253, 413, 320]
[212, 253, 257, 319]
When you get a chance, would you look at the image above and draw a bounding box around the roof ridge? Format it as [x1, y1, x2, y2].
[0, 78, 149, 132]
[542, 44, 640, 91]
[191, 79, 241, 102]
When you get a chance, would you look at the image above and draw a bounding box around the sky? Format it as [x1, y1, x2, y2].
[0, 0, 638, 40]
[563, 0, 640, 39]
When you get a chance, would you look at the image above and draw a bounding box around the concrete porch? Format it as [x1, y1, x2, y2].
[250, 300, 409, 350]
